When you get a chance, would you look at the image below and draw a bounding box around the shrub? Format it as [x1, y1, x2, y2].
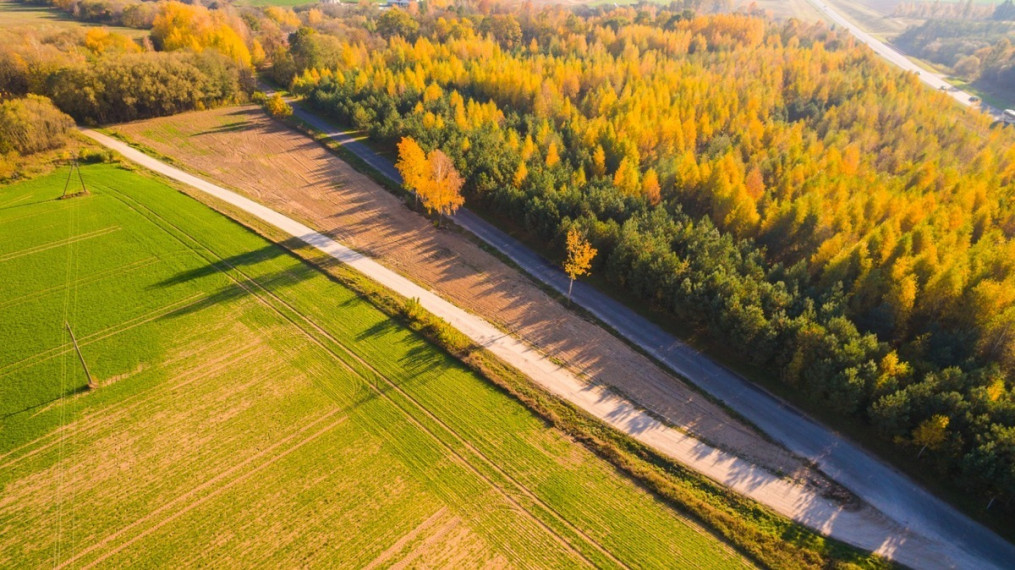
[0, 95, 75, 155]
[78, 148, 114, 164]
[265, 92, 293, 118]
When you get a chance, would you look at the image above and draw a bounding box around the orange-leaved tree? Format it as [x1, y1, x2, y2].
[396, 136, 429, 204]
[422, 149, 464, 220]
[395, 136, 464, 222]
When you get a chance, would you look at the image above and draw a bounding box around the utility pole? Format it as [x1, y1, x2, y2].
[65, 322, 96, 390]
[61, 158, 87, 199]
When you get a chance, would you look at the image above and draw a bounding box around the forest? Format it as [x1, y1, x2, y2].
[3, 0, 1013, 516]
[896, 19, 1015, 85]
[894, 1, 1015, 94]
[277, 3, 1015, 511]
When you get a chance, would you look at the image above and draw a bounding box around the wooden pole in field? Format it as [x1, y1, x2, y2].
[65, 322, 96, 390]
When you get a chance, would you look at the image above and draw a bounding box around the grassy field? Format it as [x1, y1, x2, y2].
[0, 0, 146, 36]
[0, 163, 751, 568]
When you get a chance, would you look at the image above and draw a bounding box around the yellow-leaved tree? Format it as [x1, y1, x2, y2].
[396, 136, 429, 205]
[421, 149, 464, 220]
[913, 414, 950, 457]
[152, 1, 252, 67]
[563, 227, 597, 303]
[395, 137, 464, 223]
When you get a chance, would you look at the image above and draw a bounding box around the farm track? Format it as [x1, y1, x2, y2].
[0, 226, 120, 263]
[91, 125, 978, 569]
[103, 184, 629, 569]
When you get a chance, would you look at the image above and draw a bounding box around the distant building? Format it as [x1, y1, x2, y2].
[386, 0, 414, 7]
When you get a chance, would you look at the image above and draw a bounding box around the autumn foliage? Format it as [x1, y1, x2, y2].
[288, 3, 1015, 509]
[152, 1, 254, 67]
[395, 136, 464, 218]
[563, 227, 597, 301]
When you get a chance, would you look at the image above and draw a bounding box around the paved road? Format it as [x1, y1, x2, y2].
[83, 128, 959, 568]
[807, 0, 1003, 119]
[285, 103, 1015, 568]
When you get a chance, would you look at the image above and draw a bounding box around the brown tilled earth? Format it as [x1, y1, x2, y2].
[113, 105, 819, 483]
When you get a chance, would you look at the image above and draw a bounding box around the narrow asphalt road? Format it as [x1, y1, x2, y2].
[85, 128, 959, 568]
[806, 0, 1003, 118]
[287, 104, 1015, 568]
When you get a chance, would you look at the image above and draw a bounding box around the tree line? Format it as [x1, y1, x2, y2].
[895, 19, 1015, 87]
[280, 2, 1015, 511]
[0, 0, 265, 124]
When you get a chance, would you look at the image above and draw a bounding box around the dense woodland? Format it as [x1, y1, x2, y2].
[3, 0, 1014, 515]
[894, 1, 1015, 93]
[896, 19, 1015, 85]
[0, 95, 75, 177]
[0, 1, 257, 124]
[277, 3, 1015, 510]
[893, 1, 995, 20]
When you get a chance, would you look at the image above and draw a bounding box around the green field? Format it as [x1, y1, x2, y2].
[0, 164, 749, 568]
[0, 0, 146, 36]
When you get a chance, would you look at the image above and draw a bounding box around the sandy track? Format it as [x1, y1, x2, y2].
[85, 124, 973, 569]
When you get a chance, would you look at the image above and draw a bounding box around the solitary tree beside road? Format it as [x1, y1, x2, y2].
[395, 136, 464, 223]
[563, 227, 596, 303]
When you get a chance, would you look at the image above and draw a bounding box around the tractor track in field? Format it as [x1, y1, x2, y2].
[59, 410, 347, 569]
[89, 125, 997, 570]
[0, 256, 161, 311]
[104, 183, 629, 570]
[0, 226, 120, 263]
[0, 340, 260, 472]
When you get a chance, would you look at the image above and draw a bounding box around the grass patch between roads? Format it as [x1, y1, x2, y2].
[0, 163, 757, 568]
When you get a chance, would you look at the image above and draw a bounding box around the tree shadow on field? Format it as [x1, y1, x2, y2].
[356, 319, 398, 341]
[2, 385, 90, 420]
[150, 233, 452, 397]
[194, 120, 254, 137]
